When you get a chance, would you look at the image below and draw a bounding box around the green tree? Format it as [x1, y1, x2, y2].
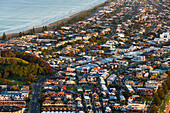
[1, 79, 8, 85]
[33, 27, 35, 33]
[27, 74, 36, 82]
[19, 32, 22, 37]
[158, 87, 165, 100]
[19, 32, 23, 37]
[166, 71, 170, 89]
[3, 72, 9, 79]
[42, 26, 48, 32]
[153, 93, 161, 106]
[163, 82, 169, 94]
[38, 67, 44, 75]
[29, 29, 34, 34]
[27, 81, 31, 85]
[44, 26, 48, 31]
[22, 32, 25, 36]
[150, 104, 158, 113]
[2, 32, 7, 40]
[42, 26, 45, 32]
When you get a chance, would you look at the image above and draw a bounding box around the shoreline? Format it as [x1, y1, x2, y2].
[1, 0, 111, 39]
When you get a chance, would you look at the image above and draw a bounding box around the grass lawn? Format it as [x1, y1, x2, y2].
[67, 88, 77, 92]
[142, 96, 154, 103]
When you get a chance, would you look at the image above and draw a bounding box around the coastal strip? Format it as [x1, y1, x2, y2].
[1, 0, 112, 39]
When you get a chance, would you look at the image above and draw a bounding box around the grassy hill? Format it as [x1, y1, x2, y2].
[0, 51, 52, 85]
[0, 57, 29, 64]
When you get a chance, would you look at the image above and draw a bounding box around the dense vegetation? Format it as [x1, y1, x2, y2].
[150, 70, 170, 113]
[0, 51, 52, 84]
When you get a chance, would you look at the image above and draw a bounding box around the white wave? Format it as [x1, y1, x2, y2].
[0, 0, 107, 36]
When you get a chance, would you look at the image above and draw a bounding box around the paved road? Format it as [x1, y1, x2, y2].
[29, 77, 50, 113]
[29, 82, 41, 113]
[142, 0, 163, 112]
[143, 0, 162, 38]
[107, 1, 140, 39]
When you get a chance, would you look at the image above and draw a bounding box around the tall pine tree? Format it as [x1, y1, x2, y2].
[19, 32, 22, 37]
[45, 26, 48, 31]
[2, 32, 7, 40]
[33, 27, 35, 33]
[42, 26, 46, 32]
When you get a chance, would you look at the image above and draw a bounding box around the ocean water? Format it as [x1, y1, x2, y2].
[0, 0, 106, 36]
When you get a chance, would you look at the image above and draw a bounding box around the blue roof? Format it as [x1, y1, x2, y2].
[94, 73, 101, 77]
[0, 91, 28, 95]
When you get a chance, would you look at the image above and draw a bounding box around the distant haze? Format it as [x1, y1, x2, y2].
[0, 0, 106, 35]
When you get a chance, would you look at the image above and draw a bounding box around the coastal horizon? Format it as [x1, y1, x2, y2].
[0, 0, 107, 36]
